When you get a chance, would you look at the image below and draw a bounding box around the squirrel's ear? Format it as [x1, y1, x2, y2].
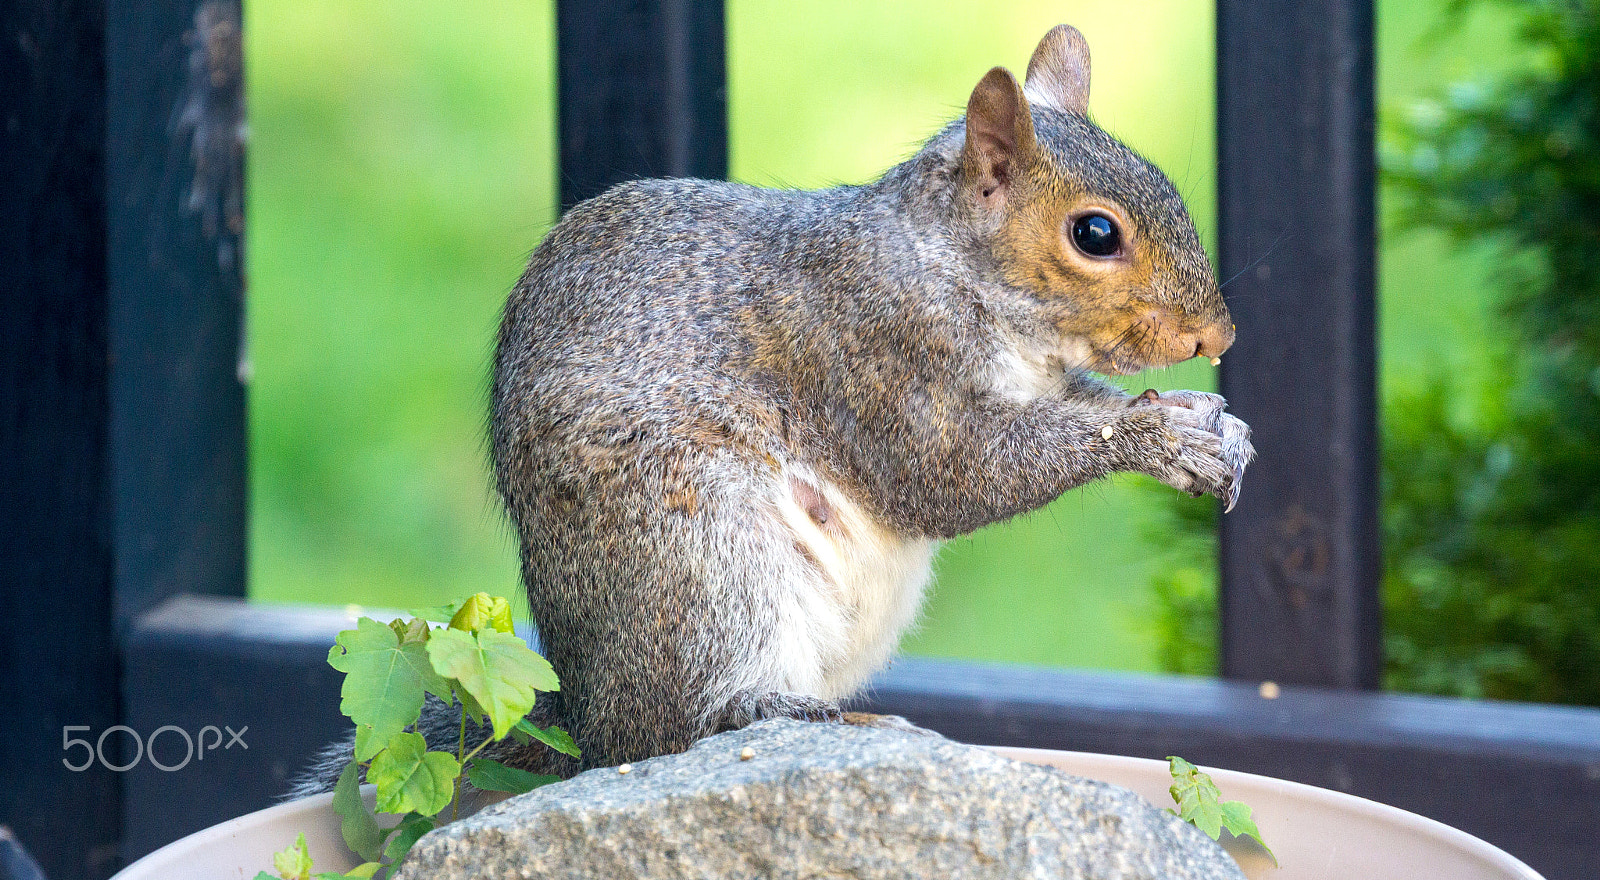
[962, 66, 1035, 209]
[1023, 24, 1091, 115]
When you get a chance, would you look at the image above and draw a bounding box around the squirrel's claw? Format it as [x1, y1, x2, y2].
[1216, 409, 1255, 514]
[1127, 390, 1254, 510]
[724, 691, 845, 729]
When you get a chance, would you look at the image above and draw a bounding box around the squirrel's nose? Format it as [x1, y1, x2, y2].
[1194, 322, 1234, 359]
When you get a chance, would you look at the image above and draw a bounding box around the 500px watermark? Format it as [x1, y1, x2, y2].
[62, 724, 247, 772]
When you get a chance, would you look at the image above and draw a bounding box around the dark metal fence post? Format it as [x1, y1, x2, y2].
[557, 0, 727, 210]
[1, 0, 246, 876]
[105, 0, 248, 626]
[1, 5, 120, 878]
[1216, 0, 1381, 688]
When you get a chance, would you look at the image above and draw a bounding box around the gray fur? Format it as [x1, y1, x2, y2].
[294, 29, 1252, 797]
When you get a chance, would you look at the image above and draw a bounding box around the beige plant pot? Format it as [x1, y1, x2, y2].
[114, 749, 1543, 880]
[988, 748, 1543, 880]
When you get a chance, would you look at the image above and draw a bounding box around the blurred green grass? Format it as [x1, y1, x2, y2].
[245, 0, 1520, 671]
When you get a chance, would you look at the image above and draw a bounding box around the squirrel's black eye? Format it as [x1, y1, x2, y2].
[1071, 213, 1122, 258]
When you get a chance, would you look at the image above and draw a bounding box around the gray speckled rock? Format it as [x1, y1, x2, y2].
[394, 719, 1245, 880]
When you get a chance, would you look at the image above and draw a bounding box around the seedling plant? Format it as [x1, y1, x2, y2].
[257, 593, 577, 879]
[1167, 755, 1276, 865]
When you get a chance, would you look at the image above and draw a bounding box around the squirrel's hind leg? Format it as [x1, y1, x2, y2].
[715, 694, 940, 739]
[521, 462, 852, 769]
[719, 691, 845, 729]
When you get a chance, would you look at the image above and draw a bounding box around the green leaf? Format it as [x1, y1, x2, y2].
[368, 731, 461, 817]
[382, 812, 437, 865]
[426, 628, 558, 739]
[408, 603, 459, 624]
[388, 616, 431, 645]
[466, 757, 561, 794]
[1167, 756, 1276, 863]
[253, 873, 279, 880]
[328, 618, 453, 761]
[514, 718, 580, 758]
[352, 725, 377, 764]
[340, 864, 382, 880]
[331, 760, 385, 864]
[447, 592, 514, 634]
[271, 832, 314, 880]
[1168, 756, 1221, 836]
[1217, 799, 1276, 863]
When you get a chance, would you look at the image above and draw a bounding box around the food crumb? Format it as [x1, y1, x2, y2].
[1210, 357, 1222, 367]
[618, 763, 633, 775]
[739, 747, 755, 761]
[1100, 425, 1114, 440]
[1258, 681, 1281, 700]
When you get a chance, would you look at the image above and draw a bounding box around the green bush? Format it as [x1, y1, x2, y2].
[1148, 0, 1600, 705]
[1144, 495, 1220, 678]
[1383, 0, 1600, 703]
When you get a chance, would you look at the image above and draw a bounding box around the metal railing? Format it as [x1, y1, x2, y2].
[3, 1, 1597, 878]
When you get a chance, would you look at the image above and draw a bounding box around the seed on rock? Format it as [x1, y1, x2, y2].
[1100, 425, 1115, 440]
[618, 763, 633, 775]
[739, 747, 755, 761]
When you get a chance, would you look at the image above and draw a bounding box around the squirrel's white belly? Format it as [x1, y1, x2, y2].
[768, 465, 936, 700]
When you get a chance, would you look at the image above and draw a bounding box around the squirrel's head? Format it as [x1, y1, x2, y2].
[957, 25, 1231, 376]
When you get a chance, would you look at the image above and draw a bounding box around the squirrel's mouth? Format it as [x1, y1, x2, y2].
[1069, 317, 1163, 376]
[1084, 312, 1233, 376]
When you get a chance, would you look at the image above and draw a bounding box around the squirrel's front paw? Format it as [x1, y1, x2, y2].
[1127, 390, 1255, 511]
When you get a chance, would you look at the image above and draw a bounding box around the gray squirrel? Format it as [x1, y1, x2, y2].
[296, 24, 1252, 792]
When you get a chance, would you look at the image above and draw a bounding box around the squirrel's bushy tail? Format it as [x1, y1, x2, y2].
[285, 693, 579, 800]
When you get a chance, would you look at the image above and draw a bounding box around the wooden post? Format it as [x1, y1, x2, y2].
[556, 0, 727, 210]
[1215, 0, 1381, 688]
